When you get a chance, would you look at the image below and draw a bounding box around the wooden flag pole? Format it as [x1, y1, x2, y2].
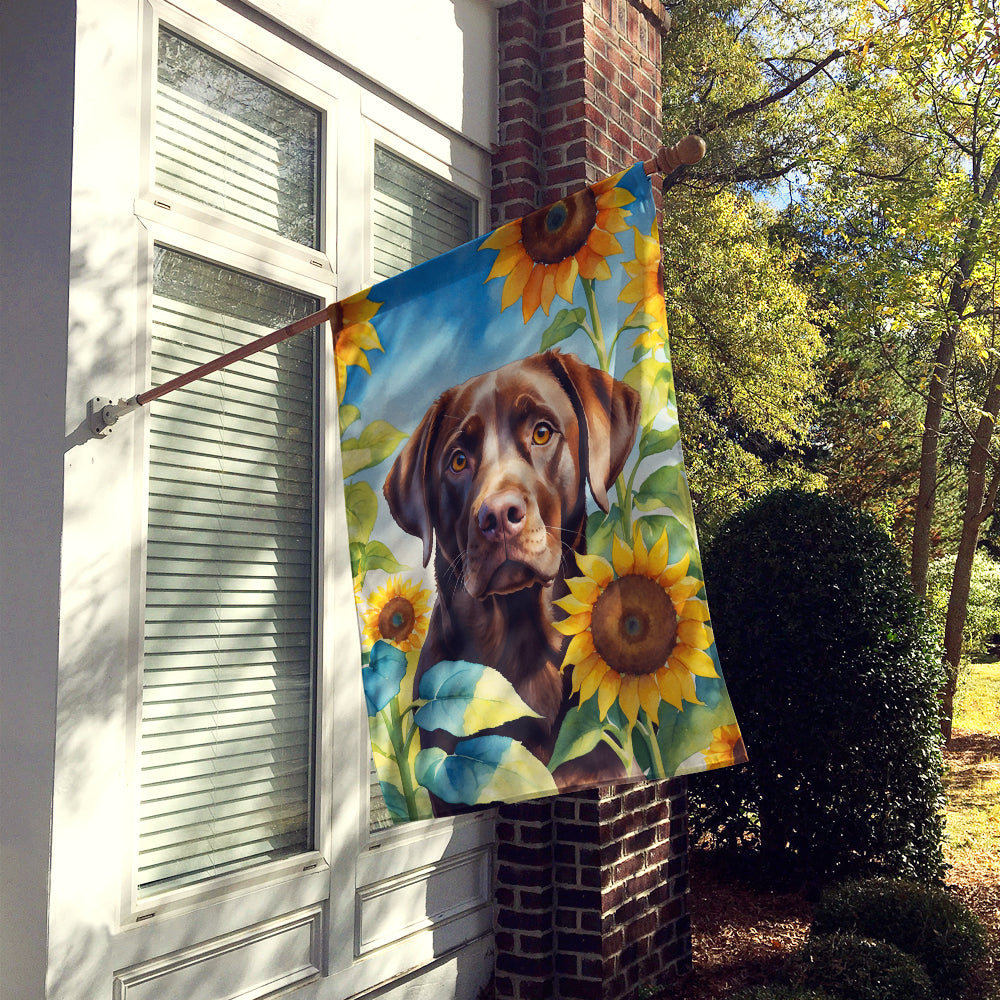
[88, 139, 704, 437]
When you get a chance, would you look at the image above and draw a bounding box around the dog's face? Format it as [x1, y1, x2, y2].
[384, 351, 641, 601]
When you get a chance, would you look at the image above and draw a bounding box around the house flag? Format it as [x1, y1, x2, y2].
[337, 162, 747, 822]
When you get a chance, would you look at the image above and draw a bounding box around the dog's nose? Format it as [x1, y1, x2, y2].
[477, 491, 526, 541]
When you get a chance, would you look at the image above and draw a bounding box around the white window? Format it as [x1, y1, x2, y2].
[136, 23, 326, 901]
[109, 3, 495, 995]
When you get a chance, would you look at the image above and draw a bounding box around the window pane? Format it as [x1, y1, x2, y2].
[368, 150, 477, 830]
[139, 247, 318, 895]
[372, 146, 477, 279]
[156, 28, 320, 248]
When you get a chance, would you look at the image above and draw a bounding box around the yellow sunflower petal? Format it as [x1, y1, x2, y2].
[587, 227, 625, 259]
[565, 630, 596, 664]
[671, 644, 718, 678]
[669, 575, 704, 608]
[553, 612, 592, 636]
[486, 240, 528, 281]
[679, 598, 710, 622]
[521, 263, 546, 322]
[647, 529, 671, 579]
[595, 183, 635, 207]
[677, 620, 711, 649]
[638, 672, 661, 723]
[630, 522, 650, 576]
[554, 593, 595, 616]
[500, 255, 534, 311]
[657, 667, 684, 711]
[658, 552, 691, 588]
[612, 532, 635, 578]
[540, 269, 558, 315]
[676, 667, 702, 706]
[566, 575, 602, 604]
[555, 255, 579, 302]
[597, 669, 622, 721]
[481, 221, 523, 250]
[569, 651, 603, 692]
[618, 676, 641, 727]
[574, 552, 614, 588]
[579, 657, 609, 703]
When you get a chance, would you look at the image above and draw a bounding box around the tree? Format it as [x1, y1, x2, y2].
[804, 0, 1000, 736]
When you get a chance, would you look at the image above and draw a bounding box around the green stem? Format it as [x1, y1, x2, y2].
[582, 279, 608, 370]
[638, 708, 666, 779]
[383, 698, 420, 817]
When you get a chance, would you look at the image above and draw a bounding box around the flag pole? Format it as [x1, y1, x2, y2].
[88, 137, 705, 438]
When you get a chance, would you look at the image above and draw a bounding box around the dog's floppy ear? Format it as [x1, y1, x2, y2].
[383, 390, 452, 566]
[546, 351, 641, 512]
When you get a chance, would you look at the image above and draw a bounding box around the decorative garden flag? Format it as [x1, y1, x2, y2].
[337, 162, 747, 822]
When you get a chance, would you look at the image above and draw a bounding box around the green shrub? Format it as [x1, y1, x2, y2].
[926, 550, 1000, 659]
[791, 933, 934, 1000]
[732, 987, 837, 1000]
[811, 878, 988, 999]
[692, 489, 947, 882]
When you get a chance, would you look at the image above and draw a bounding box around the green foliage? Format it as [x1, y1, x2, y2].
[733, 987, 836, 1000]
[811, 878, 988, 999]
[790, 934, 934, 1000]
[927, 550, 1000, 659]
[692, 489, 947, 881]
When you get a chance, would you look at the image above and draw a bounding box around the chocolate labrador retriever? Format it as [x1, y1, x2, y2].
[384, 350, 641, 811]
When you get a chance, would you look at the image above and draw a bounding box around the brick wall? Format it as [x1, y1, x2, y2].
[492, 0, 668, 227]
[489, 5, 690, 997]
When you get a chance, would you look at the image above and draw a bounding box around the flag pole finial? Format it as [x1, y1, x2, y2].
[644, 135, 706, 176]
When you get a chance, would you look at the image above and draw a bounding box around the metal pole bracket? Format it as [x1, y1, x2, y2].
[88, 396, 140, 438]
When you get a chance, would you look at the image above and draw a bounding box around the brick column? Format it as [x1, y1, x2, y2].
[490, 3, 689, 998]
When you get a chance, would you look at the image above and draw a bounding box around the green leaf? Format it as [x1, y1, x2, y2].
[585, 507, 620, 558]
[339, 404, 361, 436]
[634, 463, 692, 515]
[415, 735, 558, 805]
[539, 307, 587, 351]
[344, 480, 378, 543]
[548, 699, 605, 773]
[362, 539, 405, 575]
[342, 420, 407, 478]
[415, 660, 542, 736]
[639, 424, 681, 460]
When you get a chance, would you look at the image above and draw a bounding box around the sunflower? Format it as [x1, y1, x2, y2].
[553, 525, 718, 729]
[331, 289, 383, 400]
[480, 171, 635, 322]
[620, 227, 669, 352]
[702, 724, 747, 770]
[361, 576, 432, 653]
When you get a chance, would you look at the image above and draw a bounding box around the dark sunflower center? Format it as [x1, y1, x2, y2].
[590, 575, 678, 676]
[378, 596, 415, 642]
[519, 187, 599, 265]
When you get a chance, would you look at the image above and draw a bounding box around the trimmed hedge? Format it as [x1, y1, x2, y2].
[733, 987, 836, 1000]
[791, 933, 934, 1000]
[811, 878, 988, 999]
[692, 489, 947, 882]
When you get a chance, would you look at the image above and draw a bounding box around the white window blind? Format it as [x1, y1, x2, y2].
[138, 248, 319, 896]
[372, 146, 477, 280]
[156, 28, 320, 248]
[368, 149, 477, 831]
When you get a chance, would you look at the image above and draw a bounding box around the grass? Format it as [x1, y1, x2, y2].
[945, 660, 1000, 870]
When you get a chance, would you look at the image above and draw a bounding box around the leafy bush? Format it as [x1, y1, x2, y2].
[811, 878, 988, 999]
[926, 550, 1000, 659]
[790, 933, 934, 1000]
[691, 489, 946, 882]
[732, 987, 836, 1000]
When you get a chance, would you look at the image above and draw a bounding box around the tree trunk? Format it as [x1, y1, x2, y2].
[910, 330, 955, 597]
[941, 376, 1000, 741]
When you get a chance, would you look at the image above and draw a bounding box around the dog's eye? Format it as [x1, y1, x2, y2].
[532, 422, 553, 445]
[449, 451, 468, 473]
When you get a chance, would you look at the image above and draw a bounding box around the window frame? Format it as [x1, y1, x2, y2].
[125, 0, 341, 926]
[113, 0, 497, 990]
